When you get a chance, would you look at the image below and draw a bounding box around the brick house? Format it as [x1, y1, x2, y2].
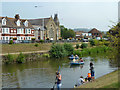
[28, 14, 61, 40]
[88, 28, 102, 39]
[0, 14, 35, 43]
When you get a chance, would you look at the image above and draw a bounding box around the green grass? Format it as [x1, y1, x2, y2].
[103, 82, 120, 88]
[2, 42, 82, 54]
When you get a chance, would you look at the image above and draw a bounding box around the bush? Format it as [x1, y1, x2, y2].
[40, 40, 44, 43]
[94, 39, 99, 46]
[50, 44, 67, 58]
[89, 39, 95, 46]
[80, 43, 88, 49]
[76, 44, 79, 49]
[6, 54, 14, 64]
[34, 43, 39, 47]
[9, 40, 13, 44]
[42, 54, 50, 58]
[16, 52, 25, 63]
[64, 43, 74, 55]
[104, 41, 110, 46]
[73, 50, 82, 57]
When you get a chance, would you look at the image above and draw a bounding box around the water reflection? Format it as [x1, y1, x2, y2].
[2, 54, 118, 88]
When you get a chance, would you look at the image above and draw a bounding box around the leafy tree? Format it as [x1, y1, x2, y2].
[60, 25, 75, 39]
[64, 43, 74, 55]
[49, 44, 67, 58]
[16, 52, 25, 63]
[80, 43, 88, 49]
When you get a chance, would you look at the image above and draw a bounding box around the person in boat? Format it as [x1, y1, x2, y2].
[71, 54, 74, 57]
[74, 76, 85, 87]
[73, 56, 76, 62]
[55, 71, 62, 90]
[75, 55, 79, 60]
[80, 58, 83, 62]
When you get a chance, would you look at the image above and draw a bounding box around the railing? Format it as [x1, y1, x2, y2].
[0, 40, 83, 44]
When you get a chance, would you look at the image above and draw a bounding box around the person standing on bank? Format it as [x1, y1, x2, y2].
[56, 71, 62, 90]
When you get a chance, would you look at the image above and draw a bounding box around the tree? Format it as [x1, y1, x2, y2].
[60, 25, 75, 39]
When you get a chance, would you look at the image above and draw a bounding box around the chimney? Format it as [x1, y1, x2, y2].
[15, 14, 20, 20]
[54, 14, 57, 20]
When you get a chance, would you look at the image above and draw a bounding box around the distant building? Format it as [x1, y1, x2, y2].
[75, 31, 92, 39]
[28, 14, 61, 40]
[0, 14, 35, 43]
[88, 28, 102, 39]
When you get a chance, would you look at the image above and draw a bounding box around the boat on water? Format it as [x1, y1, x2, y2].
[69, 57, 79, 60]
[70, 61, 84, 65]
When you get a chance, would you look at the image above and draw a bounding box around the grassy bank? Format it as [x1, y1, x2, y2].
[2, 42, 81, 54]
[77, 70, 119, 88]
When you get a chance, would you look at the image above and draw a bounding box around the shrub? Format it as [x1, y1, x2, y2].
[94, 39, 99, 46]
[104, 41, 110, 46]
[42, 54, 50, 58]
[16, 52, 25, 63]
[9, 40, 13, 44]
[76, 44, 79, 49]
[6, 54, 14, 64]
[89, 39, 95, 46]
[64, 43, 74, 55]
[34, 43, 39, 47]
[40, 40, 44, 43]
[80, 43, 88, 49]
[50, 44, 67, 58]
[73, 50, 82, 57]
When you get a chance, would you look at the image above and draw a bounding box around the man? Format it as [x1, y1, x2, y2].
[75, 76, 85, 87]
[56, 71, 62, 90]
[90, 61, 93, 68]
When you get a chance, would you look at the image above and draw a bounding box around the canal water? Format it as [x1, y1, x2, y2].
[2, 54, 118, 88]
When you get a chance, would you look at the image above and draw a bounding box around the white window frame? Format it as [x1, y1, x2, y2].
[16, 19, 21, 26]
[2, 28, 9, 34]
[2, 18, 6, 25]
[11, 30, 13, 33]
[17, 28, 24, 34]
[24, 20, 28, 27]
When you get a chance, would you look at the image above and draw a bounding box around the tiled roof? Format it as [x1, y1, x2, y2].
[0, 17, 34, 28]
[28, 18, 50, 26]
[88, 28, 101, 34]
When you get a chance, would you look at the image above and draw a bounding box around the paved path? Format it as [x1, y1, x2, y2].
[0, 50, 49, 56]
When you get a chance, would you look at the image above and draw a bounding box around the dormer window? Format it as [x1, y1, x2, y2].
[16, 19, 21, 26]
[24, 20, 28, 27]
[2, 18, 6, 25]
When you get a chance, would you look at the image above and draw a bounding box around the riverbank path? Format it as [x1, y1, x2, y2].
[0, 50, 49, 56]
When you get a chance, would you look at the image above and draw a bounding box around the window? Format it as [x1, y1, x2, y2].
[29, 37, 31, 40]
[11, 30, 13, 33]
[17, 28, 23, 34]
[17, 37, 20, 40]
[28, 29, 31, 34]
[2, 28, 5, 33]
[16, 20, 21, 26]
[6, 37, 8, 40]
[2, 37, 5, 40]
[24, 20, 28, 27]
[2, 18, 6, 25]
[14, 30, 16, 33]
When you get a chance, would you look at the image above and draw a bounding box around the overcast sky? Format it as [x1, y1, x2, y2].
[1, 1, 118, 31]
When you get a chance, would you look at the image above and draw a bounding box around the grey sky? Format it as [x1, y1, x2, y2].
[1, 2, 118, 31]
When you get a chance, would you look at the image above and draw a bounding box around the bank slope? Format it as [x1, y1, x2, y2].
[77, 70, 119, 88]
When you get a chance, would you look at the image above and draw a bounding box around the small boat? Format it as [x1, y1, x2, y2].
[69, 57, 79, 60]
[70, 61, 84, 65]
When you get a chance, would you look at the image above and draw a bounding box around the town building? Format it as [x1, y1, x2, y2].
[28, 14, 61, 40]
[0, 14, 35, 43]
[75, 31, 92, 39]
[88, 28, 102, 40]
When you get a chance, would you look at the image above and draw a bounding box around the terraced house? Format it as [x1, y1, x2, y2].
[28, 14, 61, 40]
[0, 14, 35, 43]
